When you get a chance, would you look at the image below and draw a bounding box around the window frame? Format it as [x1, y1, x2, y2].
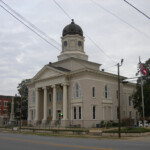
[3, 109, 7, 114]
[57, 92, 61, 102]
[48, 93, 52, 102]
[79, 106, 81, 119]
[4, 101, 8, 107]
[73, 82, 81, 99]
[104, 85, 108, 99]
[129, 111, 132, 118]
[129, 96, 132, 106]
[92, 87, 95, 98]
[93, 106, 96, 119]
[73, 107, 76, 119]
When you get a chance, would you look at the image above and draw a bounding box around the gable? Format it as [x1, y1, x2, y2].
[32, 66, 65, 81]
[53, 57, 100, 71]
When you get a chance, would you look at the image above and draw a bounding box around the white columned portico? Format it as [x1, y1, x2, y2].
[52, 85, 56, 122]
[35, 88, 39, 124]
[42, 87, 48, 124]
[62, 83, 68, 120]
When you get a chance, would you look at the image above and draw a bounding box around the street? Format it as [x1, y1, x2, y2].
[0, 132, 150, 150]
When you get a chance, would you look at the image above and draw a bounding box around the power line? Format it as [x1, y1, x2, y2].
[123, 0, 150, 20]
[85, 33, 117, 64]
[90, 0, 150, 39]
[0, 3, 61, 51]
[102, 64, 117, 70]
[0, 0, 61, 48]
[53, 0, 117, 65]
[53, 0, 72, 20]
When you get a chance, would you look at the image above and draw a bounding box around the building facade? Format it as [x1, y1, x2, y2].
[27, 20, 137, 127]
[0, 95, 12, 126]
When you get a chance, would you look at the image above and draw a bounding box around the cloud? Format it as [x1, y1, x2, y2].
[0, 0, 150, 95]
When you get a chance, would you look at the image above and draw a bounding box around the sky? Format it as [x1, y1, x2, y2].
[0, 0, 150, 96]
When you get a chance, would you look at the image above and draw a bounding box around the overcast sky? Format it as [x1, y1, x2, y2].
[0, 0, 150, 96]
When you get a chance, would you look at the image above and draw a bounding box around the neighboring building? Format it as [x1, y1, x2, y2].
[0, 95, 12, 126]
[27, 20, 137, 127]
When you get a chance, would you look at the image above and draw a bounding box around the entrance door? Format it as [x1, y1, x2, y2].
[57, 110, 61, 120]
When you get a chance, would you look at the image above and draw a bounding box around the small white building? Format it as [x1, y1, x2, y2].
[27, 20, 137, 128]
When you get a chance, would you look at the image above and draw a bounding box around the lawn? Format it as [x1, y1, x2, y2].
[104, 127, 150, 133]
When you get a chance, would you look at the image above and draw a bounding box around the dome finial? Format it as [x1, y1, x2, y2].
[71, 19, 74, 24]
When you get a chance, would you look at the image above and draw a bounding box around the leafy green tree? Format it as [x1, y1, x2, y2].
[17, 79, 30, 120]
[133, 58, 150, 118]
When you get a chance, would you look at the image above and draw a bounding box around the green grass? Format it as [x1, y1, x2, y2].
[104, 127, 150, 133]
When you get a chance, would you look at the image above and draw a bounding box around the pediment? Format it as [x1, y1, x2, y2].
[32, 66, 65, 81]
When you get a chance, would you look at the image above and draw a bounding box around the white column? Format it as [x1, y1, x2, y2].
[43, 87, 48, 121]
[35, 88, 39, 122]
[62, 83, 68, 120]
[52, 85, 56, 121]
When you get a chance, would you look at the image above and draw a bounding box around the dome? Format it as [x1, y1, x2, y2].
[62, 19, 83, 36]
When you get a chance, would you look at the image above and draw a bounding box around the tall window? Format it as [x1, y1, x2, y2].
[48, 93, 51, 102]
[104, 85, 108, 99]
[79, 106, 81, 119]
[75, 83, 79, 98]
[3, 109, 7, 114]
[32, 91, 35, 103]
[74, 107, 76, 119]
[4, 101, 8, 107]
[92, 87, 95, 98]
[129, 111, 132, 118]
[129, 96, 132, 106]
[48, 109, 51, 116]
[93, 106, 96, 119]
[57, 92, 61, 102]
[73, 82, 81, 99]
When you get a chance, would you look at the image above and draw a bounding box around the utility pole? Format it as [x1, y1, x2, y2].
[139, 56, 145, 127]
[117, 59, 124, 138]
[19, 90, 22, 130]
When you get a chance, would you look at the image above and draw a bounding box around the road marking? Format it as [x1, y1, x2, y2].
[0, 136, 113, 150]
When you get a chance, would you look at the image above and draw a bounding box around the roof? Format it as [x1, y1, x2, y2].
[47, 64, 70, 72]
[0, 95, 13, 99]
[62, 19, 83, 36]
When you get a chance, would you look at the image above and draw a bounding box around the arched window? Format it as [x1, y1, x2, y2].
[75, 83, 79, 98]
[72, 82, 81, 99]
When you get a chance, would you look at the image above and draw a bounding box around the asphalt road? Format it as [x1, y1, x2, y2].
[0, 132, 150, 150]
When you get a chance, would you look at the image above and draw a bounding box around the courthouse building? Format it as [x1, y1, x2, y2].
[27, 20, 137, 127]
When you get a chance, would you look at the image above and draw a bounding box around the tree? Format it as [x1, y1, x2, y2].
[133, 58, 150, 118]
[17, 79, 30, 120]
